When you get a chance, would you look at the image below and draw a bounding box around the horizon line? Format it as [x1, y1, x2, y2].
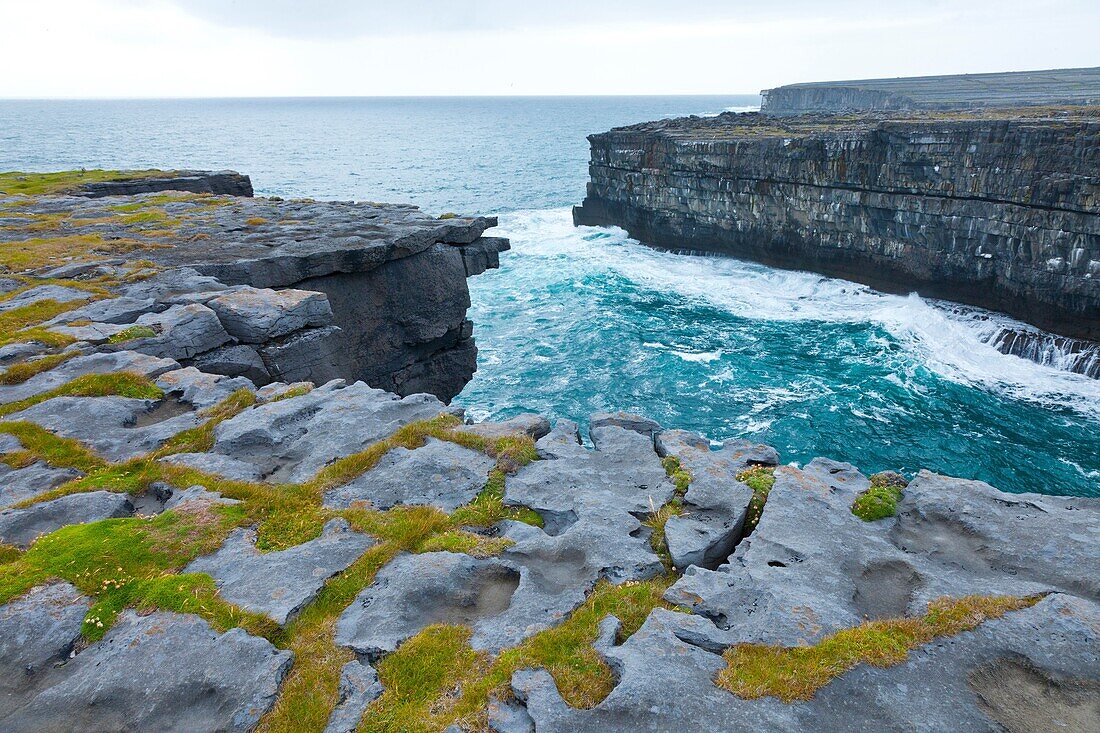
[0, 92, 763, 102]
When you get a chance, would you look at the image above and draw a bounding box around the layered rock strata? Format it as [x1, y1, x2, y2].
[0, 170, 508, 400]
[573, 107, 1100, 370]
[761, 66, 1100, 114]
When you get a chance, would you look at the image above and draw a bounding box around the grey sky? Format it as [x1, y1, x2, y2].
[0, 0, 1096, 97]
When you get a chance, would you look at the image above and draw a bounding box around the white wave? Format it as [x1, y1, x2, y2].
[495, 208, 1100, 419]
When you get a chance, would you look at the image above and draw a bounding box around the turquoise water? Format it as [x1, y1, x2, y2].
[0, 97, 1096, 496]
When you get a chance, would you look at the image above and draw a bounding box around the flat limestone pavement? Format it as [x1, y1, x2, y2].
[0, 170, 1097, 732]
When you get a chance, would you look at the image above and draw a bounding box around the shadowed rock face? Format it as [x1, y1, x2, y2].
[573, 108, 1100, 360]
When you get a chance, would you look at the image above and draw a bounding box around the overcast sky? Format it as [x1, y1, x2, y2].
[1, 0, 1097, 98]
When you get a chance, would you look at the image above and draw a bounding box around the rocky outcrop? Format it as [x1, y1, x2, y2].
[75, 169, 254, 198]
[1, 170, 509, 401]
[761, 66, 1100, 114]
[573, 107, 1100, 363]
[2, 170, 1097, 732]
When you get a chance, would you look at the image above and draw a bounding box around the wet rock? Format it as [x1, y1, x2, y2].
[335, 551, 521, 660]
[0, 610, 292, 733]
[0, 583, 90, 717]
[0, 461, 82, 510]
[324, 661, 383, 733]
[186, 519, 373, 625]
[323, 437, 495, 512]
[0, 491, 133, 547]
[207, 286, 333, 343]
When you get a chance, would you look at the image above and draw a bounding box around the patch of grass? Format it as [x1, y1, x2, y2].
[267, 383, 314, 402]
[0, 169, 174, 196]
[851, 473, 906, 521]
[450, 468, 544, 529]
[0, 371, 163, 418]
[737, 466, 775, 535]
[0, 351, 77, 385]
[0, 233, 158, 273]
[106, 324, 157, 343]
[0, 421, 107, 474]
[661, 455, 692, 495]
[0, 544, 21, 565]
[245, 217, 268, 226]
[361, 576, 678, 731]
[438, 212, 458, 219]
[716, 594, 1044, 702]
[0, 297, 93, 343]
[643, 498, 684, 571]
[0, 501, 275, 643]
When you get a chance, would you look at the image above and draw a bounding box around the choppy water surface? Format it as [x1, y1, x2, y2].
[1, 96, 1096, 495]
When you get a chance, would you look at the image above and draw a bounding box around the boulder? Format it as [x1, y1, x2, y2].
[207, 286, 333, 343]
[129, 303, 233, 360]
[464, 414, 551, 441]
[190, 344, 271, 384]
[155, 367, 254, 409]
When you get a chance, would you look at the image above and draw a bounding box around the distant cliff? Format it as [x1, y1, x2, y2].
[761, 66, 1100, 114]
[573, 108, 1100, 374]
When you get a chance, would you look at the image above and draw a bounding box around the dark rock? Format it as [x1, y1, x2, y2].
[574, 108, 1100, 344]
[0, 461, 83, 510]
[74, 170, 254, 198]
[190, 344, 271, 384]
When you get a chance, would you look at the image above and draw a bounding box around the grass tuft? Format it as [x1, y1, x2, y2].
[851, 473, 907, 521]
[716, 594, 1043, 702]
[0, 351, 77, 385]
[106, 324, 157, 343]
[737, 466, 775, 535]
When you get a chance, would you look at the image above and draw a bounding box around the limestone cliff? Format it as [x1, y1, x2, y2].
[573, 107, 1100, 373]
[0, 170, 507, 401]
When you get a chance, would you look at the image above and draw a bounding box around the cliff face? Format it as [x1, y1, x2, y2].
[573, 109, 1100, 353]
[0, 170, 506, 401]
[760, 66, 1100, 114]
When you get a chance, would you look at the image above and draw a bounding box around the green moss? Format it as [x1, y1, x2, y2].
[0, 501, 275, 643]
[661, 455, 692, 495]
[737, 466, 775, 535]
[0, 351, 77, 385]
[0, 170, 174, 196]
[106, 324, 158, 343]
[0, 421, 106, 474]
[438, 212, 458, 219]
[851, 474, 906, 521]
[717, 594, 1043, 702]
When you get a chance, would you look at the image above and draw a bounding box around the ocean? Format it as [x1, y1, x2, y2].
[1, 96, 1097, 496]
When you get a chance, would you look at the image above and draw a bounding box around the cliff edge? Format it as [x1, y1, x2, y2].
[0, 171, 1096, 731]
[573, 107, 1100, 375]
